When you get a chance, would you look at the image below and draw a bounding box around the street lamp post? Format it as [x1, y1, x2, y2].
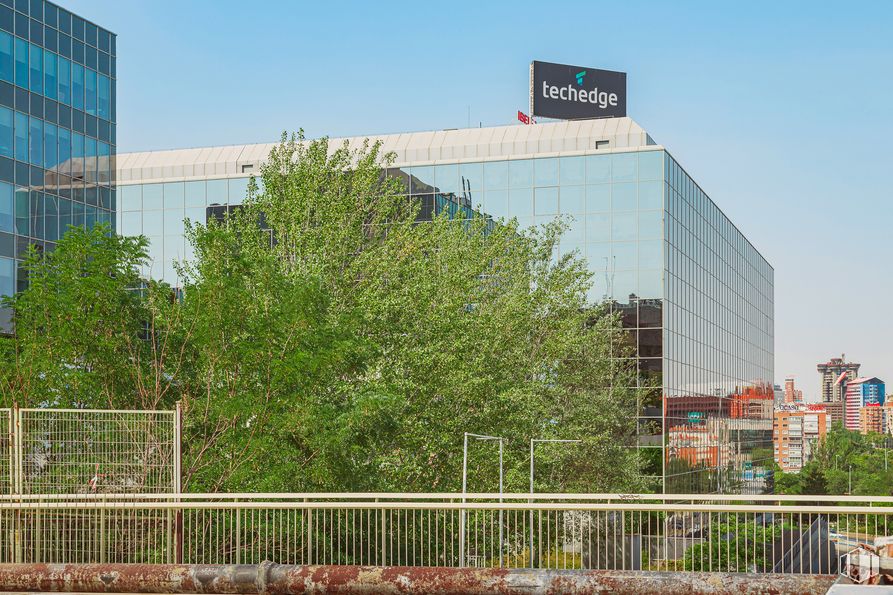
[460, 432, 505, 568]
[528, 439, 581, 569]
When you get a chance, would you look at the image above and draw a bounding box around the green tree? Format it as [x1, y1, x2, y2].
[2, 132, 645, 494]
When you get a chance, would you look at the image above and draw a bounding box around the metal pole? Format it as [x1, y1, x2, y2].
[848, 466, 852, 495]
[529, 439, 534, 569]
[460, 433, 468, 568]
[498, 438, 503, 568]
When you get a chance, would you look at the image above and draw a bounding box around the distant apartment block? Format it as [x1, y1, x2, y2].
[844, 377, 885, 432]
[817, 355, 860, 403]
[784, 377, 803, 403]
[860, 405, 884, 435]
[773, 405, 828, 472]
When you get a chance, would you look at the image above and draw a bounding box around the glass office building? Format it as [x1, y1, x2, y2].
[116, 118, 774, 493]
[0, 0, 115, 311]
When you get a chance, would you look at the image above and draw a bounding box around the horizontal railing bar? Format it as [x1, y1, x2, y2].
[0, 492, 891, 503]
[16, 408, 176, 415]
[0, 500, 889, 514]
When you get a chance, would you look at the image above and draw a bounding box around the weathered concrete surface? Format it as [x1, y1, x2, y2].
[0, 563, 838, 595]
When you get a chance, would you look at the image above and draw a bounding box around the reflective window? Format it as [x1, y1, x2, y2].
[586, 154, 611, 183]
[184, 181, 205, 207]
[638, 180, 662, 210]
[586, 212, 610, 241]
[508, 187, 533, 217]
[71, 62, 83, 111]
[84, 68, 96, 115]
[27, 116, 41, 166]
[612, 183, 637, 211]
[120, 210, 140, 236]
[97, 73, 109, 119]
[206, 178, 227, 204]
[483, 161, 508, 190]
[184, 206, 204, 225]
[534, 187, 558, 215]
[0, 181, 12, 232]
[43, 50, 56, 100]
[163, 208, 185, 236]
[58, 127, 70, 174]
[228, 177, 249, 203]
[508, 159, 533, 188]
[0, 31, 11, 83]
[434, 163, 459, 195]
[639, 151, 663, 180]
[612, 153, 637, 181]
[638, 210, 662, 240]
[586, 184, 611, 212]
[13, 111, 26, 162]
[534, 157, 558, 186]
[163, 182, 184, 209]
[28, 42, 41, 93]
[142, 184, 163, 209]
[613, 241, 637, 269]
[483, 189, 507, 219]
[0, 106, 11, 159]
[0, 255, 12, 297]
[142, 209, 162, 236]
[638, 239, 662, 268]
[43, 122, 56, 170]
[560, 185, 584, 214]
[57, 56, 70, 105]
[612, 211, 637, 241]
[559, 156, 584, 185]
[458, 162, 481, 191]
[13, 38, 26, 87]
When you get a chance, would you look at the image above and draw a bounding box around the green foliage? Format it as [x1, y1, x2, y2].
[684, 517, 786, 572]
[1, 132, 644, 494]
[774, 424, 893, 496]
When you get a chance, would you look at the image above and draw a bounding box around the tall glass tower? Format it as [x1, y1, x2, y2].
[0, 0, 115, 310]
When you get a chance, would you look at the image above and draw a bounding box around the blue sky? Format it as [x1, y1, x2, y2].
[67, 0, 893, 398]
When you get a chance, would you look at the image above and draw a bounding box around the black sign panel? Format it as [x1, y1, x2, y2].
[530, 61, 627, 120]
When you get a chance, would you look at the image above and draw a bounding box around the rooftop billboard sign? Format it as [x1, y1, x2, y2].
[530, 61, 627, 120]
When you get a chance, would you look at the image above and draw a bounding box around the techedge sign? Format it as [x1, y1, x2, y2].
[530, 61, 627, 120]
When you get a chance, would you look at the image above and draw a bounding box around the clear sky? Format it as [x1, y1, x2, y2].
[66, 0, 893, 399]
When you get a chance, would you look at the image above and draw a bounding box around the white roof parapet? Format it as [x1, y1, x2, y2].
[115, 117, 658, 185]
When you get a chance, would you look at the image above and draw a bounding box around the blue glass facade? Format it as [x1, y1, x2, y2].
[0, 0, 115, 298]
[118, 145, 774, 494]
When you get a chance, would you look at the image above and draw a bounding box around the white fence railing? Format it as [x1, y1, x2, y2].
[0, 492, 887, 572]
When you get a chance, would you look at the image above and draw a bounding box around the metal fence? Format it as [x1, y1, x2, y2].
[0, 492, 888, 573]
[0, 406, 180, 495]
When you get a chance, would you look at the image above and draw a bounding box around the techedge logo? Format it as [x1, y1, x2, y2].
[541, 76, 619, 109]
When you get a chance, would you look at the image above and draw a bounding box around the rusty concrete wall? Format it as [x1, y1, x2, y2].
[0, 562, 838, 594]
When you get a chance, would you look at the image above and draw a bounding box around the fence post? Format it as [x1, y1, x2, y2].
[173, 403, 183, 564]
[12, 404, 21, 563]
[99, 497, 106, 563]
[379, 498, 386, 566]
[305, 498, 312, 565]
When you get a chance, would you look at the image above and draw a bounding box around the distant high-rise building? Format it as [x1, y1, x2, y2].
[784, 377, 803, 403]
[773, 407, 828, 472]
[860, 406, 884, 435]
[817, 355, 860, 403]
[844, 377, 885, 432]
[773, 384, 784, 406]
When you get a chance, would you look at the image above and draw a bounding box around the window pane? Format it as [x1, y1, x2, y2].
[163, 208, 185, 236]
[57, 56, 70, 105]
[184, 181, 205, 207]
[483, 161, 508, 190]
[612, 153, 637, 182]
[163, 182, 184, 209]
[0, 106, 11, 159]
[534, 187, 559, 215]
[206, 179, 227, 204]
[612, 183, 637, 211]
[586, 184, 611, 212]
[13, 111, 26, 162]
[142, 183, 163, 209]
[43, 50, 56, 100]
[120, 210, 140, 236]
[560, 185, 584, 214]
[84, 68, 96, 115]
[0, 256, 13, 297]
[0, 181, 12, 232]
[508, 159, 533, 188]
[560, 156, 585, 185]
[120, 185, 141, 211]
[638, 210, 663, 240]
[586, 154, 611, 183]
[28, 43, 41, 93]
[508, 187, 533, 217]
[28, 116, 41, 165]
[58, 126, 70, 174]
[71, 62, 84, 110]
[14, 38, 26, 88]
[142, 210, 162, 235]
[0, 31, 11, 83]
[228, 177, 249, 203]
[43, 122, 56, 170]
[639, 151, 663, 181]
[638, 180, 663, 210]
[14, 186, 27, 234]
[97, 73, 109, 119]
[534, 157, 558, 186]
[612, 212, 637, 241]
